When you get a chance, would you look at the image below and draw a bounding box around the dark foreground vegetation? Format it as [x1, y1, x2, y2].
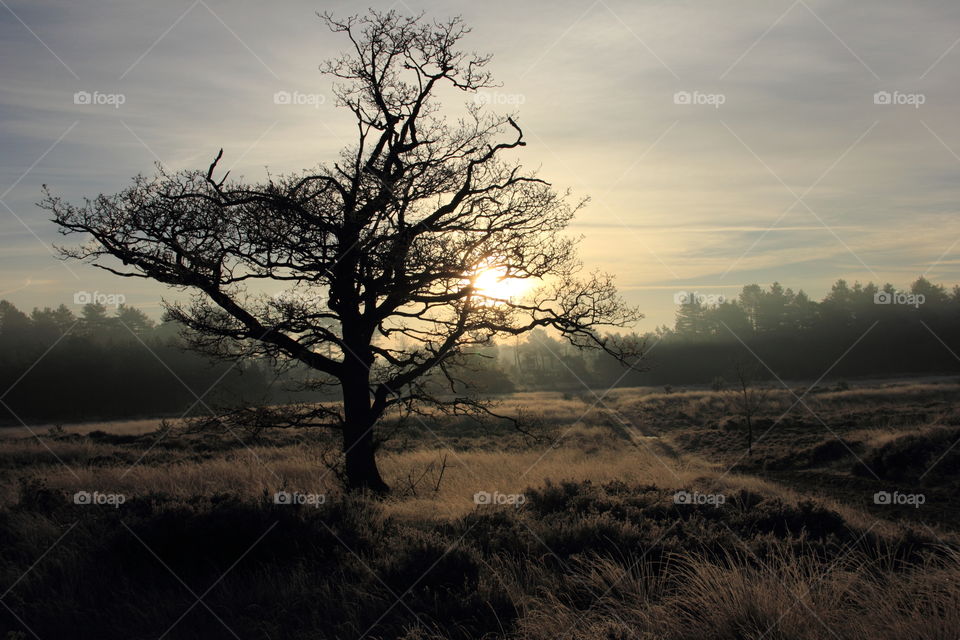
[1, 480, 957, 640]
[2, 381, 960, 639]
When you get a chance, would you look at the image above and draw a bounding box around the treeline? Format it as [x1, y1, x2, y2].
[3, 276, 959, 424]
[0, 301, 273, 425]
[492, 276, 960, 389]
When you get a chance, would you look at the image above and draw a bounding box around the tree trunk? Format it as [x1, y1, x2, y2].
[342, 421, 388, 494]
[340, 364, 389, 494]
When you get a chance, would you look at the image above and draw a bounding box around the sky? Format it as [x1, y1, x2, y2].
[2, 0, 960, 330]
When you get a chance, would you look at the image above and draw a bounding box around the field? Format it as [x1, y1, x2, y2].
[1, 379, 959, 639]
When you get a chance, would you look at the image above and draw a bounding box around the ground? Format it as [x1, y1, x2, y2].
[0, 378, 958, 639]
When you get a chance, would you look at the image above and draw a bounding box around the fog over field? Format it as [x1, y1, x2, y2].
[2, 2, 960, 639]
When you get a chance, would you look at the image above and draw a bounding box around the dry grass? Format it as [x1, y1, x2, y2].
[5, 379, 958, 532]
[503, 547, 960, 640]
[18, 417, 182, 437]
[0, 425, 697, 511]
[381, 432, 698, 520]
[3, 381, 960, 639]
[0, 428, 903, 540]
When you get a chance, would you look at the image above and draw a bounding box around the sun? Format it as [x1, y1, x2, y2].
[472, 267, 531, 303]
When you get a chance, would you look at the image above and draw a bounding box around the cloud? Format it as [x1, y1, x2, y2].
[2, 0, 960, 329]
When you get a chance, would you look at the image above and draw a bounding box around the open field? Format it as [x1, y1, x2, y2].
[1, 379, 959, 638]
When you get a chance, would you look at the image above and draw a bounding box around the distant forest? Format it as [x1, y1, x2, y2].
[0, 301, 273, 425]
[1, 276, 959, 425]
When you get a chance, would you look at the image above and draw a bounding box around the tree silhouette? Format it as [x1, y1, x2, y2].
[44, 10, 642, 492]
[728, 361, 771, 457]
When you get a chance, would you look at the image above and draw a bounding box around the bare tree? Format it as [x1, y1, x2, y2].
[728, 361, 771, 457]
[43, 10, 642, 493]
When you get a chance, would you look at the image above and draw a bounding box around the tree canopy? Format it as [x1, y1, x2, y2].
[43, 10, 641, 492]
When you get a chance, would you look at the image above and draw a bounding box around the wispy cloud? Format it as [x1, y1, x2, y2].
[2, 0, 960, 328]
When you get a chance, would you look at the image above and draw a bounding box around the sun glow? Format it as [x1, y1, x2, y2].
[472, 267, 531, 303]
